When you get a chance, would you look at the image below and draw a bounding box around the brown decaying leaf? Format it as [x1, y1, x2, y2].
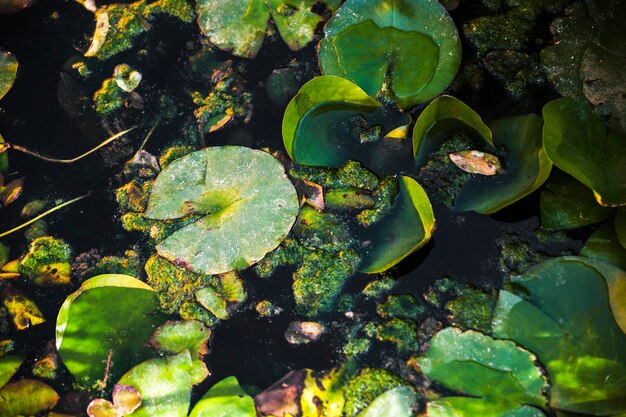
[449, 150, 503, 176]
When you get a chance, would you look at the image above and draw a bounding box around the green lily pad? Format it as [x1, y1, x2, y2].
[454, 114, 552, 213]
[55, 274, 164, 390]
[356, 386, 418, 417]
[282, 75, 381, 166]
[413, 96, 493, 167]
[492, 257, 626, 415]
[542, 96, 626, 207]
[0, 379, 59, 417]
[0, 49, 17, 101]
[147, 320, 211, 359]
[540, 170, 615, 230]
[196, 0, 339, 58]
[580, 222, 626, 270]
[188, 376, 256, 417]
[425, 398, 546, 417]
[118, 351, 200, 417]
[144, 146, 299, 275]
[318, 0, 461, 109]
[0, 354, 23, 389]
[416, 327, 547, 408]
[359, 176, 435, 273]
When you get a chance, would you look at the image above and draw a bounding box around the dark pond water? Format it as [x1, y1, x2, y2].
[0, 0, 584, 406]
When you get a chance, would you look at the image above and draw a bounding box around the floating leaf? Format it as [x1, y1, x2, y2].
[55, 274, 163, 390]
[196, 0, 339, 58]
[542, 96, 626, 207]
[147, 320, 211, 359]
[87, 399, 120, 417]
[356, 386, 418, 417]
[318, 0, 461, 108]
[0, 354, 24, 389]
[425, 397, 546, 417]
[18, 236, 72, 285]
[0, 379, 59, 417]
[455, 115, 552, 214]
[282, 76, 381, 166]
[413, 96, 493, 167]
[359, 176, 435, 273]
[0, 49, 17, 101]
[449, 150, 503, 176]
[540, 170, 615, 230]
[616, 208, 626, 249]
[188, 376, 256, 417]
[416, 327, 547, 408]
[492, 257, 626, 415]
[0, 178, 23, 207]
[581, 222, 626, 271]
[144, 146, 299, 275]
[114, 64, 142, 92]
[117, 351, 199, 417]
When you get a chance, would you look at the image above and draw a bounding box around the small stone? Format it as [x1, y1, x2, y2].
[284, 321, 325, 345]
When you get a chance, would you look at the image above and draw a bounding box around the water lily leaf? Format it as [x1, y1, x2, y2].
[540, 170, 615, 230]
[0, 379, 59, 417]
[0, 49, 17, 101]
[616, 208, 626, 249]
[147, 320, 211, 359]
[144, 146, 299, 275]
[0, 354, 24, 389]
[113, 384, 142, 414]
[318, 0, 461, 109]
[359, 176, 435, 273]
[18, 236, 72, 286]
[492, 257, 626, 415]
[356, 386, 418, 417]
[425, 398, 546, 417]
[55, 274, 164, 390]
[114, 64, 142, 93]
[2, 285, 46, 330]
[188, 376, 256, 417]
[455, 114, 552, 213]
[196, 0, 338, 59]
[416, 327, 547, 407]
[542, 96, 626, 207]
[118, 351, 196, 417]
[413, 96, 493, 167]
[580, 222, 626, 270]
[282, 76, 381, 166]
[87, 398, 121, 417]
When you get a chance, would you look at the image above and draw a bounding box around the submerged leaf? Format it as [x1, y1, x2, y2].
[0, 379, 59, 417]
[542, 96, 626, 207]
[492, 257, 626, 415]
[0, 354, 24, 389]
[318, 0, 461, 108]
[147, 320, 211, 359]
[449, 150, 503, 176]
[581, 222, 626, 273]
[55, 274, 163, 390]
[144, 146, 299, 275]
[356, 386, 418, 417]
[0, 49, 18, 101]
[2, 285, 45, 330]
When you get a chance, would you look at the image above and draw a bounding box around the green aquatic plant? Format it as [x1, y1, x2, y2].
[55, 274, 164, 390]
[413, 96, 552, 213]
[318, 0, 461, 109]
[0, 49, 17, 101]
[144, 146, 299, 275]
[417, 327, 548, 417]
[196, 0, 341, 59]
[356, 386, 418, 417]
[0, 379, 59, 417]
[343, 368, 410, 417]
[542, 96, 626, 207]
[188, 376, 256, 417]
[492, 257, 626, 415]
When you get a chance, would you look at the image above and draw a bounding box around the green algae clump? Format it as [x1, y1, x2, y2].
[343, 368, 411, 417]
[18, 237, 72, 286]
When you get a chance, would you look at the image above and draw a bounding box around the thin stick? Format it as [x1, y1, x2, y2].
[137, 118, 160, 153]
[0, 193, 89, 238]
[8, 127, 135, 164]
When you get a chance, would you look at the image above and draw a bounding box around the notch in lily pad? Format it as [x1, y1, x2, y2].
[318, 0, 461, 109]
[144, 146, 299, 276]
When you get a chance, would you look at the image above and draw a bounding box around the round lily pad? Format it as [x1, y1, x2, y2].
[356, 386, 419, 417]
[318, 0, 461, 109]
[144, 146, 299, 275]
[55, 274, 164, 390]
[188, 376, 256, 417]
[0, 49, 17, 101]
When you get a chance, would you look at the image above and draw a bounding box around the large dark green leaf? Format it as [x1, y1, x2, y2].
[492, 257, 626, 415]
[581, 222, 626, 270]
[359, 176, 435, 273]
[282, 76, 381, 166]
[144, 146, 299, 275]
[55, 274, 164, 390]
[425, 398, 546, 417]
[540, 170, 615, 230]
[318, 0, 461, 109]
[416, 328, 547, 409]
[455, 115, 552, 214]
[188, 376, 256, 417]
[542, 97, 626, 207]
[0, 49, 17, 101]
